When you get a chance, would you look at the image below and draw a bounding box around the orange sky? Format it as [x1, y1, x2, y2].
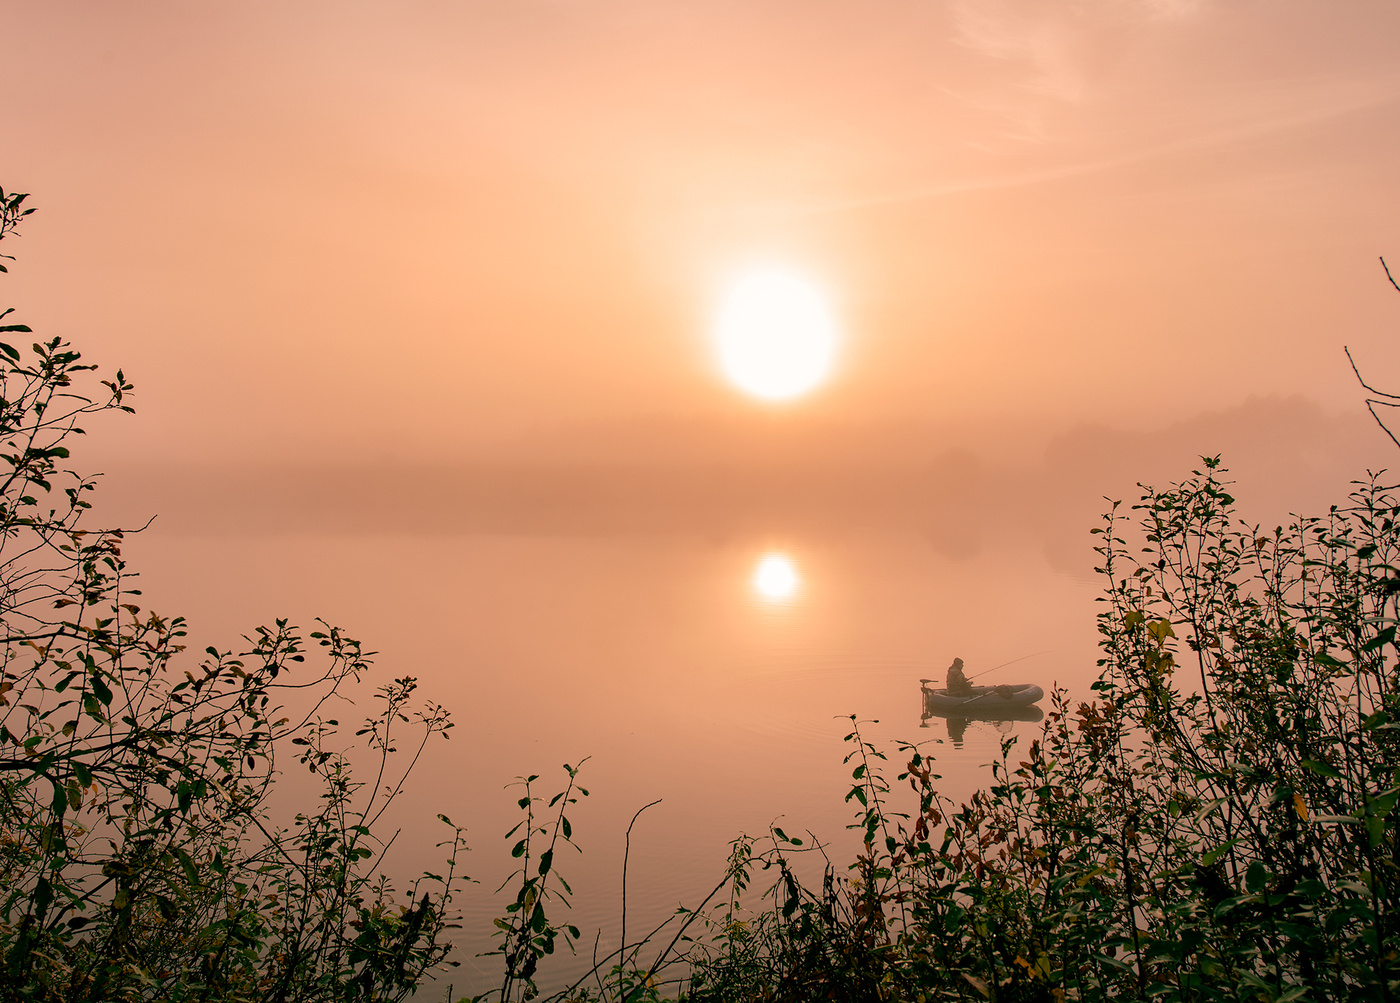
[9, 12, 1400, 959]
[6, 2, 1400, 476]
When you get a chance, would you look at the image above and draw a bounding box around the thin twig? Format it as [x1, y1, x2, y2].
[1345, 346, 1400, 449]
[637, 866, 744, 994]
[621, 798, 662, 979]
[548, 865, 737, 1003]
[1345, 346, 1400, 401]
[1366, 401, 1400, 450]
[591, 929, 606, 1001]
[1341, 258, 1400, 448]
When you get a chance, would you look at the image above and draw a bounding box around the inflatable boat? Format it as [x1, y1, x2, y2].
[921, 702, 1045, 725]
[920, 682, 1044, 714]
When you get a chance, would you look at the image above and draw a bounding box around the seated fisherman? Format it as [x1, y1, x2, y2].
[945, 657, 975, 696]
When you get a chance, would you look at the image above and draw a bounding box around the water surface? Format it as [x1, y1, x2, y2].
[126, 527, 1104, 994]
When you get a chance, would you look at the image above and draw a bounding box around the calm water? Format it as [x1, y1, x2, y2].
[126, 527, 1104, 995]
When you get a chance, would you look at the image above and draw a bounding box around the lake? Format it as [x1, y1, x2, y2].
[123, 522, 1105, 996]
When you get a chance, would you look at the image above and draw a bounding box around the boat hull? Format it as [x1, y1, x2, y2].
[922, 703, 1044, 724]
[921, 683, 1044, 714]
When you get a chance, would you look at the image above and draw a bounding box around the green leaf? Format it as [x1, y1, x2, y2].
[33, 877, 53, 919]
[1202, 839, 1240, 867]
[1302, 759, 1343, 780]
[1246, 861, 1268, 893]
[176, 848, 201, 889]
[1370, 786, 1400, 816]
[89, 672, 113, 707]
[1363, 625, 1396, 652]
[1368, 814, 1385, 848]
[1363, 710, 1391, 731]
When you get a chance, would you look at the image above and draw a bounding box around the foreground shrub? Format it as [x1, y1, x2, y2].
[677, 460, 1400, 1002]
[0, 190, 468, 1003]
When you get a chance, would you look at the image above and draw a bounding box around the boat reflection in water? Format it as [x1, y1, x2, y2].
[919, 679, 1045, 747]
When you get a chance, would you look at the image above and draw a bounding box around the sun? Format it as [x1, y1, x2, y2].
[714, 267, 837, 401]
[752, 552, 800, 601]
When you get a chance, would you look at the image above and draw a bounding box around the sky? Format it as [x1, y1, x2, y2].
[5, 1, 1400, 514]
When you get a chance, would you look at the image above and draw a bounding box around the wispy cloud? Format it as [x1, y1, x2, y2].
[789, 70, 1400, 216]
[947, 0, 1204, 103]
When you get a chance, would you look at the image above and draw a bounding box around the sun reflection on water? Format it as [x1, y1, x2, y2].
[752, 552, 800, 601]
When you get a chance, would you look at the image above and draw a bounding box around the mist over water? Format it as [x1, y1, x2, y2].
[103, 398, 1393, 995]
[125, 528, 1098, 993]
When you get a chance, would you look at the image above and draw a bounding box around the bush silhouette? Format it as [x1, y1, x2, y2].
[0, 190, 469, 1002]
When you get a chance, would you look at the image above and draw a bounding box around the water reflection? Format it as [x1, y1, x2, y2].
[122, 528, 1105, 998]
[752, 552, 800, 601]
[921, 705, 1044, 746]
[919, 680, 1045, 746]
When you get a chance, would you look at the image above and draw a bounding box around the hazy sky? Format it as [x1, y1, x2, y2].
[6, 1, 1400, 469]
[10, 12, 1400, 960]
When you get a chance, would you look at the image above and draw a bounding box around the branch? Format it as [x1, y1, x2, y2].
[1366, 401, 1400, 451]
[620, 798, 662, 979]
[1345, 346, 1400, 402]
[1345, 343, 1400, 450]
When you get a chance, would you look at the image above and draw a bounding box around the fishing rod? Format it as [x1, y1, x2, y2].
[968, 650, 1050, 681]
[919, 650, 1050, 686]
